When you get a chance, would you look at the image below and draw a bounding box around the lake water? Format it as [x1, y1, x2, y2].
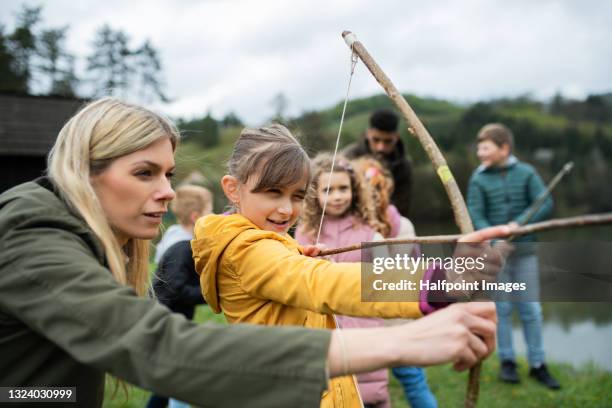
[513, 303, 612, 371]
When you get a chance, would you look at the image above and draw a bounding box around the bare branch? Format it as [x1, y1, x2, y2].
[318, 213, 612, 257]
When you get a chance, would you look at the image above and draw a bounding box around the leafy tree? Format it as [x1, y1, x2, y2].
[133, 40, 168, 102]
[594, 127, 612, 160]
[584, 95, 608, 123]
[199, 113, 219, 147]
[86, 25, 133, 97]
[270, 92, 288, 123]
[179, 112, 220, 148]
[220, 112, 243, 128]
[37, 27, 77, 96]
[292, 110, 333, 154]
[5, 5, 41, 94]
[86, 25, 168, 103]
[0, 5, 78, 96]
[0, 25, 23, 93]
[1, 5, 168, 101]
[550, 92, 564, 116]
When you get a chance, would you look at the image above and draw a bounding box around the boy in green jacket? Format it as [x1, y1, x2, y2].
[467, 123, 560, 390]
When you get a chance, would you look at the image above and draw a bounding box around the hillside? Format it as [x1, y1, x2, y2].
[175, 92, 612, 221]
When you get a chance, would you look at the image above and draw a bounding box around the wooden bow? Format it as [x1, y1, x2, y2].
[318, 213, 612, 257]
[341, 30, 478, 407]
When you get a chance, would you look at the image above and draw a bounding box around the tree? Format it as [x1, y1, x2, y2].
[133, 40, 168, 102]
[550, 92, 565, 116]
[220, 112, 243, 128]
[0, 5, 78, 96]
[199, 113, 220, 147]
[0, 25, 23, 93]
[86, 25, 168, 103]
[180, 112, 220, 148]
[1, 5, 169, 101]
[584, 94, 608, 123]
[48, 61, 78, 97]
[86, 25, 133, 97]
[293, 111, 332, 153]
[270, 92, 288, 123]
[37, 27, 78, 97]
[5, 5, 41, 94]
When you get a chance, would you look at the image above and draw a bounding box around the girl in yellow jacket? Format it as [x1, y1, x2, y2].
[192, 124, 501, 408]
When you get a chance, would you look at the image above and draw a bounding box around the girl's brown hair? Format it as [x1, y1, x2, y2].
[353, 156, 394, 238]
[299, 152, 384, 238]
[228, 124, 310, 194]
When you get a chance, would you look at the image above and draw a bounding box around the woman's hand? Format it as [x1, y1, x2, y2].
[328, 302, 497, 377]
[444, 225, 510, 299]
[390, 302, 497, 371]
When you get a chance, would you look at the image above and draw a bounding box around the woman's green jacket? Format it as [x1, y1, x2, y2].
[0, 178, 330, 407]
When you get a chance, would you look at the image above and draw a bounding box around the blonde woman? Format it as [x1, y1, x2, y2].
[0, 98, 504, 407]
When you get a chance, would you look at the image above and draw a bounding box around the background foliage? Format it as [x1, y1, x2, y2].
[175, 92, 612, 222]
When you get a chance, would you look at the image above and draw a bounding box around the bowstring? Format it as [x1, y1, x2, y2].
[315, 46, 358, 245]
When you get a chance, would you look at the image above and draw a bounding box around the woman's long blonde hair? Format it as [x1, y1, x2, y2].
[47, 97, 179, 296]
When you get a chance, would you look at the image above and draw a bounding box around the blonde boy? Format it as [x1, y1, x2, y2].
[155, 185, 213, 262]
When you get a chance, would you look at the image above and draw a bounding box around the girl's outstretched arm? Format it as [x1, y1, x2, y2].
[229, 236, 423, 318]
[229, 226, 507, 318]
[327, 301, 497, 377]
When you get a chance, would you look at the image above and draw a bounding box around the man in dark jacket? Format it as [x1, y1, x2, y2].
[343, 109, 412, 216]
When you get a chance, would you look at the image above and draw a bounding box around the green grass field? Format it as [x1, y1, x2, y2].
[103, 304, 611, 408]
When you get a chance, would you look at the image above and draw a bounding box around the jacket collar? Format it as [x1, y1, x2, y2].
[34, 176, 57, 193]
[476, 154, 518, 174]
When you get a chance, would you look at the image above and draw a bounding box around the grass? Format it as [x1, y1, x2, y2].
[103, 304, 612, 408]
[419, 359, 611, 407]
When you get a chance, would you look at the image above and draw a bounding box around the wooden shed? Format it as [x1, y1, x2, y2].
[0, 94, 84, 192]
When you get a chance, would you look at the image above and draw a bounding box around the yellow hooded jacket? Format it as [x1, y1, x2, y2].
[192, 214, 424, 408]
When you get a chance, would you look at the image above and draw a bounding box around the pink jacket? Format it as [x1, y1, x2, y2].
[387, 204, 401, 239]
[296, 213, 397, 408]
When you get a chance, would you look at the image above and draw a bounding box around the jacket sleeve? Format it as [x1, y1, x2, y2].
[467, 175, 492, 230]
[228, 236, 422, 319]
[390, 159, 412, 216]
[514, 170, 554, 225]
[0, 225, 330, 408]
[156, 241, 205, 305]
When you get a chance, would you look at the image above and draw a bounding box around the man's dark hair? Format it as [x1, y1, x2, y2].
[369, 109, 399, 132]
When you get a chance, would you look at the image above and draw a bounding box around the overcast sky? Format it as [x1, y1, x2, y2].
[2, 0, 611, 124]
